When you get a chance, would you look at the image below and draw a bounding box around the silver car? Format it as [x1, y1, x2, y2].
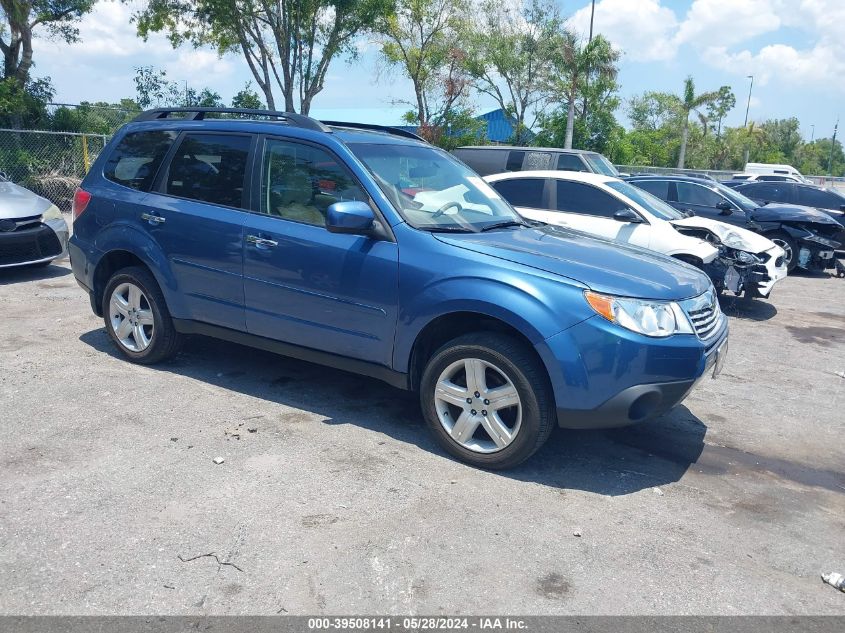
[0, 173, 69, 268]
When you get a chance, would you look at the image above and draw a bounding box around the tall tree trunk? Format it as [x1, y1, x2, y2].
[677, 116, 690, 169]
[564, 97, 576, 149]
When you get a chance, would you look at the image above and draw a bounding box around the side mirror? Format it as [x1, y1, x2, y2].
[613, 208, 643, 223]
[326, 201, 375, 235]
[716, 200, 733, 214]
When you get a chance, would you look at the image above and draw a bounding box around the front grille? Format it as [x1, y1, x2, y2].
[682, 291, 724, 341]
[0, 224, 62, 266]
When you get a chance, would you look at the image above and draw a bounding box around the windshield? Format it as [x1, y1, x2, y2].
[349, 143, 523, 231]
[824, 187, 845, 202]
[606, 180, 685, 220]
[584, 153, 620, 177]
[715, 182, 759, 210]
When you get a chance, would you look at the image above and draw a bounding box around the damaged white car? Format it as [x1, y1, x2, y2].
[484, 171, 787, 298]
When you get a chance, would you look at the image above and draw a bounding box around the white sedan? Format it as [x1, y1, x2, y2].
[0, 174, 69, 269]
[485, 170, 787, 298]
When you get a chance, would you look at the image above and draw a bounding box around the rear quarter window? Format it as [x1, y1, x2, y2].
[103, 130, 177, 191]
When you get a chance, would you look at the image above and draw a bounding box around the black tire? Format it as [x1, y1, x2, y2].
[102, 266, 182, 364]
[419, 332, 556, 469]
[767, 231, 798, 272]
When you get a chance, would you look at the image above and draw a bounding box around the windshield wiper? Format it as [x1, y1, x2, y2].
[479, 220, 529, 232]
[419, 225, 478, 233]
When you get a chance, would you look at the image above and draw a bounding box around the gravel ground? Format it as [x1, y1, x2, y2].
[0, 254, 843, 615]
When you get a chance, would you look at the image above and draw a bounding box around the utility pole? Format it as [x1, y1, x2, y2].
[580, 0, 598, 134]
[743, 75, 754, 127]
[828, 118, 839, 176]
[589, 0, 596, 41]
[811, 125, 815, 143]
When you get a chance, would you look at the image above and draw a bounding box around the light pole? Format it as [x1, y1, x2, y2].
[828, 118, 839, 176]
[588, 0, 596, 41]
[811, 125, 815, 143]
[743, 75, 754, 127]
[581, 0, 598, 131]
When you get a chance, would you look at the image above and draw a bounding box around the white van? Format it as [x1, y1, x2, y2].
[743, 163, 812, 183]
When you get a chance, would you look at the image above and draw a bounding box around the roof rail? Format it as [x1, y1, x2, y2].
[132, 107, 330, 132]
[321, 121, 426, 142]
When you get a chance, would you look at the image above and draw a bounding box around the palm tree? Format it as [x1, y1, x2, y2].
[555, 34, 619, 150]
[677, 76, 720, 168]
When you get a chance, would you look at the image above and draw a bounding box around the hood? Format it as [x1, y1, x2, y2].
[671, 216, 776, 253]
[0, 180, 53, 220]
[750, 203, 842, 226]
[434, 225, 711, 301]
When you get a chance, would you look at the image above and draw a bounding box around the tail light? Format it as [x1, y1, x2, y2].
[72, 188, 92, 220]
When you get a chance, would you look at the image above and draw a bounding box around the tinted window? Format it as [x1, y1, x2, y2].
[632, 179, 669, 200]
[676, 182, 724, 207]
[555, 181, 627, 218]
[741, 182, 789, 202]
[758, 175, 790, 181]
[165, 134, 250, 208]
[104, 130, 177, 191]
[506, 151, 525, 171]
[491, 178, 545, 208]
[262, 139, 368, 226]
[557, 154, 588, 172]
[794, 186, 841, 209]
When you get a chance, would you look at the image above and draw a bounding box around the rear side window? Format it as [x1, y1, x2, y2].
[523, 152, 553, 170]
[506, 151, 525, 171]
[104, 131, 177, 191]
[743, 182, 788, 202]
[165, 133, 251, 208]
[557, 154, 588, 172]
[491, 178, 545, 208]
[632, 179, 669, 200]
[555, 181, 627, 217]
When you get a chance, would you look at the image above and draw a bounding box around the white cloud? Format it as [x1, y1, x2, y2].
[703, 42, 845, 88]
[675, 0, 782, 48]
[568, 0, 679, 62]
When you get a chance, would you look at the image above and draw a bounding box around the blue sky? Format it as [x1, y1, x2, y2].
[33, 0, 845, 139]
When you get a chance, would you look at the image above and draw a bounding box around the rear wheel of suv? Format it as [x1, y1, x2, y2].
[419, 332, 555, 469]
[102, 266, 182, 364]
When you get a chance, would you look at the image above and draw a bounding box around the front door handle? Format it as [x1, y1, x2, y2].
[246, 234, 278, 248]
[141, 212, 165, 225]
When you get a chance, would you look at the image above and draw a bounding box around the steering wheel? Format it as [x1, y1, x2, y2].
[431, 201, 463, 218]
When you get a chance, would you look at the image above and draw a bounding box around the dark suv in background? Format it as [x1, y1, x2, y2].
[452, 146, 621, 177]
[626, 175, 843, 272]
[729, 180, 845, 228]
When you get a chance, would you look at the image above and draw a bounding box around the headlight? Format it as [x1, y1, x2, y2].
[735, 250, 758, 264]
[41, 205, 63, 222]
[584, 291, 694, 338]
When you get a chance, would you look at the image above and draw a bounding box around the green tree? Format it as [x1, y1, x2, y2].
[131, 0, 391, 114]
[231, 81, 264, 109]
[0, 73, 51, 127]
[628, 91, 682, 131]
[1, 1, 95, 83]
[464, 0, 563, 144]
[376, 0, 472, 142]
[551, 33, 618, 149]
[705, 85, 735, 138]
[676, 76, 719, 169]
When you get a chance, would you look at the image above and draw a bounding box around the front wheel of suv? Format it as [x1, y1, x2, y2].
[419, 332, 556, 469]
[102, 266, 182, 364]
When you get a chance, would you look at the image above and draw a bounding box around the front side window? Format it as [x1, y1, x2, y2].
[676, 182, 724, 207]
[741, 182, 787, 203]
[165, 133, 251, 208]
[350, 143, 522, 231]
[555, 181, 627, 218]
[491, 178, 545, 208]
[795, 186, 841, 209]
[261, 139, 368, 226]
[104, 130, 177, 191]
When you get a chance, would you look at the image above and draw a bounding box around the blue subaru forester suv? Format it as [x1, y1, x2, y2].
[69, 108, 728, 469]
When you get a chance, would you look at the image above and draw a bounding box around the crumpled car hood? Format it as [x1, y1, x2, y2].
[0, 180, 53, 220]
[671, 216, 776, 253]
[750, 203, 841, 226]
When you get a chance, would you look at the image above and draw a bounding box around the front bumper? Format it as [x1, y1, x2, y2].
[754, 246, 788, 297]
[537, 311, 729, 430]
[0, 216, 69, 268]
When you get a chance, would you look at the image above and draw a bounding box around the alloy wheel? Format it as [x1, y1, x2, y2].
[433, 357, 522, 453]
[109, 282, 155, 352]
[771, 238, 793, 268]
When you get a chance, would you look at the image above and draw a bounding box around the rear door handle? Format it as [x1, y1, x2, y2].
[141, 212, 165, 224]
[246, 234, 278, 248]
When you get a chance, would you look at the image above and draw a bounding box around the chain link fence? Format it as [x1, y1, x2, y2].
[616, 164, 845, 191]
[0, 129, 109, 210]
